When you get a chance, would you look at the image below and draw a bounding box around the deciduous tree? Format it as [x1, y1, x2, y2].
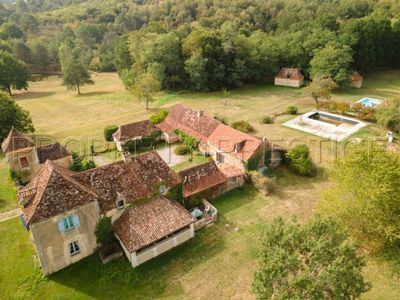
[303, 76, 337, 105]
[132, 71, 161, 110]
[253, 217, 370, 300]
[0, 92, 34, 142]
[0, 51, 28, 95]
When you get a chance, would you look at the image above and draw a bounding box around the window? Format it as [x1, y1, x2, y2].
[159, 185, 166, 195]
[217, 153, 225, 164]
[69, 241, 80, 256]
[58, 215, 80, 233]
[19, 157, 29, 168]
[116, 199, 125, 209]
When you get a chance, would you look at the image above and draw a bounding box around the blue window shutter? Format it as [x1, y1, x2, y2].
[72, 215, 80, 228]
[58, 220, 66, 233]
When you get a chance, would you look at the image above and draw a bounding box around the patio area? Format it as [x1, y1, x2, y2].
[283, 110, 367, 141]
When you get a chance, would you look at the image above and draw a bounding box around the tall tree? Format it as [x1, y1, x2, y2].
[0, 51, 29, 95]
[253, 217, 370, 300]
[0, 92, 34, 142]
[132, 71, 161, 110]
[319, 143, 400, 249]
[59, 45, 94, 95]
[310, 42, 352, 86]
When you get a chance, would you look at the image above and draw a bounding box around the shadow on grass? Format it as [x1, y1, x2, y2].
[13, 91, 56, 100]
[49, 214, 229, 298]
[0, 199, 8, 210]
[77, 91, 113, 97]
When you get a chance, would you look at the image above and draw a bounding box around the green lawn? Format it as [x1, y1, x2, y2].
[0, 154, 17, 213]
[1, 71, 400, 298]
[0, 180, 399, 299]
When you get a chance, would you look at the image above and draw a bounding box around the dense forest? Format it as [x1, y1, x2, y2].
[1, 0, 400, 91]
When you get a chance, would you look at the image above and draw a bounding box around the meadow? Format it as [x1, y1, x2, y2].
[0, 71, 399, 299]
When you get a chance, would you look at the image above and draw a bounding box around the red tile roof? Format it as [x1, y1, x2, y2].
[207, 124, 262, 162]
[36, 143, 70, 163]
[113, 120, 159, 142]
[157, 104, 220, 142]
[179, 161, 227, 197]
[20, 160, 98, 224]
[217, 163, 245, 178]
[74, 151, 181, 213]
[20, 151, 181, 224]
[1, 127, 35, 153]
[113, 197, 195, 253]
[275, 68, 304, 81]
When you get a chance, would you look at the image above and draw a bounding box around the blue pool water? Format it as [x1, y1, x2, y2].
[357, 97, 383, 108]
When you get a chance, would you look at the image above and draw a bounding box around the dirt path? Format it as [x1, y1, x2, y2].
[0, 208, 21, 222]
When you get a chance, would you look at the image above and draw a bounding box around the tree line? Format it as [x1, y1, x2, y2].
[1, 0, 400, 94]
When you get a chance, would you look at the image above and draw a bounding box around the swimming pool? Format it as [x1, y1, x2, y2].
[357, 97, 383, 108]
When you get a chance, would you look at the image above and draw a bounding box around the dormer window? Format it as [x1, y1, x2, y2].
[19, 156, 29, 168]
[116, 192, 126, 210]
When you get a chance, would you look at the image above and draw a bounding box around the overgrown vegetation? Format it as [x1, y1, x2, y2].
[150, 109, 168, 125]
[286, 105, 298, 115]
[231, 120, 255, 133]
[253, 216, 370, 299]
[319, 143, 400, 250]
[69, 152, 96, 172]
[95, 216, 114, 245]
[174, 144, 189, 156]
[285, 144, 316, 177]
[175, 129, 199, 153]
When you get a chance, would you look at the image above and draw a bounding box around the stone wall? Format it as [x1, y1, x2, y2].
[274, 77, 303, 88]
[30, 201, 100, 275]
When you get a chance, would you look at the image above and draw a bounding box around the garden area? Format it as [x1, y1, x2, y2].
[0, 70, 400, 298]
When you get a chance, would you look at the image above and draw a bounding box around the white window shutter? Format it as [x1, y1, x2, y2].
[58, 220, 65, 233]
[72, 215, 80, 228]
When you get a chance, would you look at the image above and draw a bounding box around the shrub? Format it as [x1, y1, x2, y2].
[95, 216, 114, 245]
[213, 113, 228, 125]
[286, 105, 298, 115]
[150, 110, 168, 124]
[231, 120, 255, 133]
[376, 101, 400, 132]
[285, 144, 316, 176]
[69, 152, 97, 172]
[104, 125, 119, 141]
[174, 144, 189, 155]
[260, 116, 274, 124]
[249, 171, 275, 195]
[351, 103, 376, 122]
[175, 129, 199, 152]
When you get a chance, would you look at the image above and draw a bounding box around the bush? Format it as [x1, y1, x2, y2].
[231, 120, 255, 133]
[150, 110, 168, 124]
[104, 125, 119, 141]
[249, 171, 275, 195]
[174, 144, 189, 155]
[376, 101, 400, 132]
[286, 105, 298, 115]
[214, 113, 228, 125]
[351, 103, 376, 122]
[260, 116, 274, 124]
[285, 144, 316, 176]
[69, 152, 97, 172]
[175, 129, 199, 152]
[95, 216, 114, 245]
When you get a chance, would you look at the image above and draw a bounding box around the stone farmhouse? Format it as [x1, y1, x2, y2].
[274, 67, 304, 88]
[17, 151, 195, 275]
[112, 120, 160, 151]
[1, 127, 71, 183]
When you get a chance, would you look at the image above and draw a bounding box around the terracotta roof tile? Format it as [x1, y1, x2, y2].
[36, 143, 70, 164]
[179, 161, 227, 197]
[207, 124, 262, 162]
[157, 104, 220, 142]
[73, 151, 181, 213]
[114, 197, 195, 253]
[217, 163, 245, 178]
[275, 68, 304, 81]
[351, 71, 363, 82]
[20, 160, 98, 224]
[113, 120, 159, 142]
[1, 127, 35, 153]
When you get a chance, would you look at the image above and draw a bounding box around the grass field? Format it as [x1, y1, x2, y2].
[0, 71, 400, 299]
